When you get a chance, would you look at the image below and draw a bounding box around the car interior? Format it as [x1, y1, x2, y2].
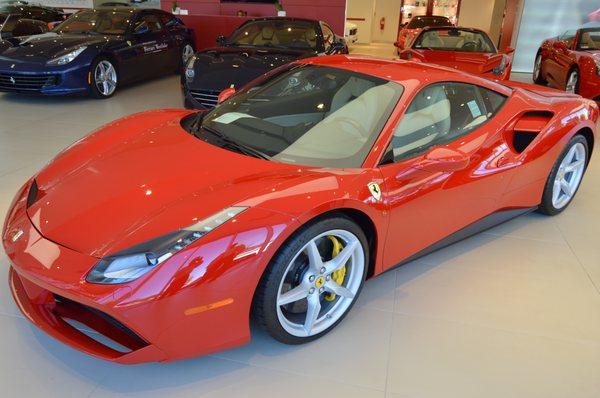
[231, 22, 318, 50]
[416, 30, 495, 52]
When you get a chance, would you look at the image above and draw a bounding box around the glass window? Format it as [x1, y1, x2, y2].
[228, 20, 318, 50]
[135, 14, 163, 33]
[407, 16, 452, 29]
[413, 28, 496, 53]
[193, 65, 404, 168]
[559, 30, 577, 47]
[322, 24, 335, 51]
[54, 10, 132, 35]
[578, 28, 600, 50]
[383, 82, 506, 163]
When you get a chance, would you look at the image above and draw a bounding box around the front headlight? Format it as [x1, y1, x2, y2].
[86, 206, 247, 284]
[47, 46, 87, 66]
[185, 55, 196, 81]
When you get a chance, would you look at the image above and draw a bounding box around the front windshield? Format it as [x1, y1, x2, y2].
[413, 28, 496, 52]
[228, 20, 319, 50]
[53, 9, 133, 35]
[578, 29, 600, 50]
[195, 65, 403, 168]
[407, 16, 450, 29]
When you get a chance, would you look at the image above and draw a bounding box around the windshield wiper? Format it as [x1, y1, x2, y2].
[195, 123, 271, 160]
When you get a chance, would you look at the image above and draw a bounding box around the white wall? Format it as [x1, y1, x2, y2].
[346, 0, 376, 44]
[371, 0, 401, 43]
[458, 0, 497, 33]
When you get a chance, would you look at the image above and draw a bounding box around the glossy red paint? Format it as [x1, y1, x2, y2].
[3, 55, 598, 363]
[399, 27, 514, 80]
[536, 29, 600, 101]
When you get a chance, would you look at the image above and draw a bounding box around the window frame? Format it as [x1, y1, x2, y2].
[378, 81, 509, 167]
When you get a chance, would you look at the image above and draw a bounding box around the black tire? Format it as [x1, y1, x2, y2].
[252, 215, 369, 345]
[538, 135, 588, 216]
[89, 56, 118, 99]
[533, 52, 547, 85]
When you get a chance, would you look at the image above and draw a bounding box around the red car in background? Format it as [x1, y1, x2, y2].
[394, 15, 452, 53]
[534, 27, 600, 101]
[399, 27, 514, 80]
[3, 55, 597, 364]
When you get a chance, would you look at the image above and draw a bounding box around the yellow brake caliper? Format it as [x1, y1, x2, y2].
[325, 236, 346, 301]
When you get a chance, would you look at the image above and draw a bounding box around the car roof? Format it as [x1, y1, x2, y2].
[300, 55, 513, 96]
[244, 17, 320, 24]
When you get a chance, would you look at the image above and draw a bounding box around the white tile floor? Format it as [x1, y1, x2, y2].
[1, 43, 600, 398]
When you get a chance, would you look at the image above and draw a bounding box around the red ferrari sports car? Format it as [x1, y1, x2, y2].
[399, 27, 514, 80]
[534, 27, 600, 101]
[394, 15, 452, 52]
[3, 55, 598, 364]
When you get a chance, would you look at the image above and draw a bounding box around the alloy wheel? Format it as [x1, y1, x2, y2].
[94, 60, 117, 97]
[276, 229, 365, 337]
[182, 44, 194, 64]
[533, 55, 541, 81]
[552, 142, 586, 209]
[566, 70, 578, 94]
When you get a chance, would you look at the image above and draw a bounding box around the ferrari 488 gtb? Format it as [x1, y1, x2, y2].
[3, 56, 597, 363]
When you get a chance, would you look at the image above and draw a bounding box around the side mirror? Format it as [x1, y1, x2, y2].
[218, 87, 236, 103]
[326, 40, 347, 55]
[134, 24, 150, 35]
[503, 46, 515, 55]
[414, 147, 470, 173]
[216, 35, 227, 46]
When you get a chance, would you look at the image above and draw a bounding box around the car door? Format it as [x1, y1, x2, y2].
[377, 82, 510, 267]
[158, 11, 184, 71]
[546, 31, 576, 88]
[129, 12, 172, 77]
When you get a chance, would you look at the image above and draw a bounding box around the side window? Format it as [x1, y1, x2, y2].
[160, 13, 180, 28]
[321, 24, 334, 51]
[383, 82, 506, 163]
[135, 14, 163, 34]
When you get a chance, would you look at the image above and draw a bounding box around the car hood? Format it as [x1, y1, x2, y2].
[187, 46, 313, 91]
[0, 32, 110, 63]
[27, 109, 309, 258]
[416, 50, 504, 74]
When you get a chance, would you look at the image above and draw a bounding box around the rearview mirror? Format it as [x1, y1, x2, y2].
[218, 87, 236, 103]
[414, 147, 470, 173]
[216, 35, 227, 46]
[504, 46, 515, 55]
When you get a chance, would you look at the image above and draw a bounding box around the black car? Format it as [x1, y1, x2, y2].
[0, 2, 65, 39]
[0, 8, 195, 98]
[182, 17, 347, 109]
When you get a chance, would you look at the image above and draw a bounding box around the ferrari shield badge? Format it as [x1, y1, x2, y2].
[367, 182, 382, 201]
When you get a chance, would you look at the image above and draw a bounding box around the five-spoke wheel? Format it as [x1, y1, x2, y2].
[90, 57, 118, 99]
[254, 217, 367, 344]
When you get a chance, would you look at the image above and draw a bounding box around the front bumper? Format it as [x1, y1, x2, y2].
[3, 182, 292, 363]
[0, 61, 90, 95]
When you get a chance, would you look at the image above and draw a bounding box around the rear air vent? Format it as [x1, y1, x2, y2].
[509, 111, 554, 154]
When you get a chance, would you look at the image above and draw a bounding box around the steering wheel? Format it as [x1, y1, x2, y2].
[461, 41, 479, 51]
[337, 117, 367, 140]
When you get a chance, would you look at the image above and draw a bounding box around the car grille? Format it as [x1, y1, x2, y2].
[0, 72, 60, 92]
[349, 28, 357, 35]
[189, 88, 220, 109]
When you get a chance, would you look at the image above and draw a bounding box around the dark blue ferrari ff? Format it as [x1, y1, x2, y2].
[0, 8, 195, 98]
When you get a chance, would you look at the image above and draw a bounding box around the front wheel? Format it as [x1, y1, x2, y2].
[89, 57, 118, 99]
[178, 42, 195, 72]
[565, 68, 579, 94]
[538, 135, 588, 215]
[253, 216, 368, 344]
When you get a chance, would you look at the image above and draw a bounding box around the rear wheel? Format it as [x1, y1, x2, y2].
[253, 216, 368, 344]
[533, 53, 547, 85]
[565, 68, 579, 94]
[89, 57, 118, 99]
[538, 135, 588, 215]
